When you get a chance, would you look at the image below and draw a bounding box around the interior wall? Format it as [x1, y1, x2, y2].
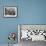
[0, 0, 18, 44]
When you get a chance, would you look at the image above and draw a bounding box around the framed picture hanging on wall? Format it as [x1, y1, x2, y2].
[4, 6, 17, 17]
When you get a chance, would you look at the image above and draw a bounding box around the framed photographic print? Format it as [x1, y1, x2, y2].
[18, 24, 46, 42]
[4, 6, 17, 17]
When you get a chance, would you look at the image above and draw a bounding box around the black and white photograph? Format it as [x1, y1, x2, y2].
[18, 25, 46, 41]
[4, 6, 17, 17]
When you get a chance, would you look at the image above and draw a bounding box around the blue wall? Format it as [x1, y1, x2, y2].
[0, 0, 46, 44]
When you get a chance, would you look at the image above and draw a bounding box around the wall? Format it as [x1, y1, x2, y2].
[0, 0, 18, 44]
[0, 0, 46, 44]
